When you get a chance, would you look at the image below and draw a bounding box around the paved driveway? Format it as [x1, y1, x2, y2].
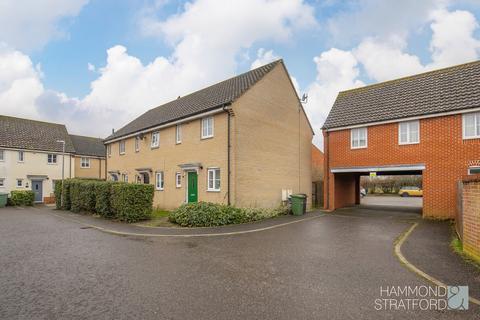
[0, 206, 476, 319]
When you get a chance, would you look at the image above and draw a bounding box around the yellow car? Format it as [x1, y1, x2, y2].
[399, 186, 423, 197]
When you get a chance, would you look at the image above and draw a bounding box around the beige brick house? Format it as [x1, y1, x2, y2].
[104, 60, 313, 210]
[70, 135, 106, 179]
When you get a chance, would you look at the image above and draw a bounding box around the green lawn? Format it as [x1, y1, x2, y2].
[136, 208, 175, 227]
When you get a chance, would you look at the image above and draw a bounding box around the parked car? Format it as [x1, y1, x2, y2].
[398, 186, 423, 197]
[360, 187, 367, 198]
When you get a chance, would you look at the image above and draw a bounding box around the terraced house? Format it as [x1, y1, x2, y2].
[323, 61, 480, 218]
[104, 60, 313, 210]
[0, 116, 105, 203]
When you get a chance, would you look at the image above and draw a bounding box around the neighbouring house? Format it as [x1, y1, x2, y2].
[104, 60, 313, 210]
[311, 145, 324, 207]
[70, 135, 106, 179]
[322, 60, 480, 218]
[0, 115, 106, 203]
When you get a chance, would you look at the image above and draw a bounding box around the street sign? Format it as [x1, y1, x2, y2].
[369, 172, 377, 177]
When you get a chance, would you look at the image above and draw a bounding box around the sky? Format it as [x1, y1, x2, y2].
[1, 0, 480, 148]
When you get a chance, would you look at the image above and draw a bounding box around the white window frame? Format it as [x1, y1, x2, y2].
[16, 179, 23, 188]
[122, 173, 128, 182]
[156, 172, 164, 190]
[175, 172, 181, 188]
[18, 151, 24, 162]
[0, 149, 4, 161]
[80, 157, 90, 168]
[176, 125, 182, 144]
[0, 178, 4, 188]
[207, 168, 220, 192]
[398, 120, 420, 145]
[462, 112, 480, 139]
[201, 117, 214, 139]
[468, 166, 480, 175]
[119, 140, 126, 155]
[107, 144, 112, 157]
[350, 127, 367, 149]
[47, 154, 57, 164]
[135, 136, 140, 152]
[151, 132, 160, 148]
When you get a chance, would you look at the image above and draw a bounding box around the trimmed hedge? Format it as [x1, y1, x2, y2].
[10, 190, 35, 206]
[169, 202, 288, 227]
[111, 183, 154, 222]
[55, 178, 154, 223]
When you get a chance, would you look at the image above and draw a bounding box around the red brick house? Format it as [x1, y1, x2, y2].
[322, 61, 480, 218]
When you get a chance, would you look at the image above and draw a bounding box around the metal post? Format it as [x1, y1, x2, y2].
[57, 140, 65, 208]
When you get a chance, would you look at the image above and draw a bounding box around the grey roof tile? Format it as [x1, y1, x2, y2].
[0, 116, 75, 153]
[70, 134, 105, 157]
[323, 60, 480, 129]
[105, 60, 282, 141]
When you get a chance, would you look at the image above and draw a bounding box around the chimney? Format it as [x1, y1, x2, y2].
[112, 128, 115, 134]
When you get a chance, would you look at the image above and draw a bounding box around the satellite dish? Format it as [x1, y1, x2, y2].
[301, 93, 308, 104]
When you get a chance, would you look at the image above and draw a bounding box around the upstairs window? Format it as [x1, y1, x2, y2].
[207, 168, 220, 191]
[156, 172, 164, 190]
[463, 112, 480, 139]
[201, 117, 214, 139]
[399, 120, 420, 145]
[351, 127, 367, 149]
[119, 140, 126, 155]
[18, 151, 24, 162]
[47, 154, 57, 164]
[0, 149, 4, 161]
[107, 144, 111, 157]
[151, 132, 160, 148]
[176, 125, 182, 144]
[80, 157, 90, 168]
[135, 136, 140, 152]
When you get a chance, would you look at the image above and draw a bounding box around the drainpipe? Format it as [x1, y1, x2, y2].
[223, 104, 232, 206]
[323, 130, 329, 210]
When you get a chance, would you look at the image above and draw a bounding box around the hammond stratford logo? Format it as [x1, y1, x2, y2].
[374, 285, 469, 311]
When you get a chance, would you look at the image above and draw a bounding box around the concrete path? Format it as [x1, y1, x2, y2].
[0, 205, 478, 319]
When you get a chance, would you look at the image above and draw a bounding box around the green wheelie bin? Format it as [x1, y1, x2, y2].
[0, 192, 8, 208]
[290, 194, 307, 216]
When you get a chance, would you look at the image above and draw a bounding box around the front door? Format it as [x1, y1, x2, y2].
[32, 180, 43, 203]
[187, 172, 198, 203]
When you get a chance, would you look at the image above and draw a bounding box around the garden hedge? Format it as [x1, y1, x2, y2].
[111, 183, 154, 222]
[55, 178, 154, 223]
[169, 202, 288, 227]
[9, 190, 35, 206]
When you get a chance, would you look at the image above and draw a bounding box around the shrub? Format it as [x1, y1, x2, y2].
[61, 179, 72, 210]
[95, 181, 116, 218]
[111, 183, 154, 222]
[169, 202, 288, 227]
[54, 180, 63, 209]
[10, 190, 35, 206]
[69, 179, 99, 213]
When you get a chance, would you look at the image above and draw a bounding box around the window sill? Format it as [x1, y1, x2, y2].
[350, 146, 367, 150]
[119, 153, 126, 156]
[151, 146, 159, 149]
[399, 142, 419, 145]
[47, 163, 58, 165]
[201, 136, 214, 140]
[463, 136, 480, 140]
[207, 189, 221, 193]
[80, 167, 91, 169]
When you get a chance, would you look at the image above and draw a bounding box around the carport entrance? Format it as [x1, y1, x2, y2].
[329, 164, 424, 214]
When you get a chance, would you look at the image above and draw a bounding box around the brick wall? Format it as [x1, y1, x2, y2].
[312, 145, 324, 182]
[462, 176, 480, 261]
[324, 113, 480, 218]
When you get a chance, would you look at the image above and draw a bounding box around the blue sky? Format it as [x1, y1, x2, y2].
[1, 0, 480, 147]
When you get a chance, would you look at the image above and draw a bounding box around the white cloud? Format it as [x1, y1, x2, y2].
[429, 9, 480, 67]
[0, 44, 43, 119]
[87, 63, 96, 72]
[250, 48, 280, 69]
[354, 36, 425, 82]
[0, 0, 89, 51]
[306, 48, 364, 147]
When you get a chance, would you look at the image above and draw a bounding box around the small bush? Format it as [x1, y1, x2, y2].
[10, 190, 35, 206]
[69, 179, 98, 213]
[54, 180, 63, 209]
[169, 202, 288, 227]
[61, 179, 72, 210]
[111, 183, 154, 222]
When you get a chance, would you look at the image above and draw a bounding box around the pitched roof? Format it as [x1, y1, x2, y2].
[70, 134, 105, 157]
[105, 60, 282, 141]
[0, 115, 75, 153]
[323, 60, 480, 129]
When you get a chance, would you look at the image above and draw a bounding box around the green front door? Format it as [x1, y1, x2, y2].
[187, 171, 198, 203]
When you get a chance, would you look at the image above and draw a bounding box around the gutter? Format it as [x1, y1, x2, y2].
[323, 130, 329, 210]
